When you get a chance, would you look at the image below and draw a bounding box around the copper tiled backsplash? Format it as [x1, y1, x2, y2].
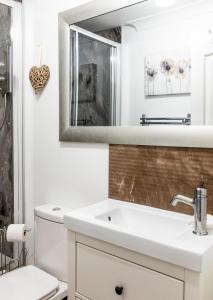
[109, 145, 213, 215]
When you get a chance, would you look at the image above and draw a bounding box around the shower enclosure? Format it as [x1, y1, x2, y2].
[0, 2, 13, 259]
[70, 25, 120, 127]
[0, 0, 22, 270]
[0, 1, 13, 229]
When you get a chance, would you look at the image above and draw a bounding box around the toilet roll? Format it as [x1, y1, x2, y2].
[6, 224, 27, 242]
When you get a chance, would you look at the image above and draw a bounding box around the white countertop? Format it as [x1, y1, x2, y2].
[64, 199, 213, 272]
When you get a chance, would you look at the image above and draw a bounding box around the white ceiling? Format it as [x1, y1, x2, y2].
[75, 0, 205, 32]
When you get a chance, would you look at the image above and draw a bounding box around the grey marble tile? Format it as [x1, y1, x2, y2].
[97, 27, 121, 43]
[0, 4, 13, 257]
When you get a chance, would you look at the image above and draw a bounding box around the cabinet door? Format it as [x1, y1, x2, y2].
[76, 244, 184, 300]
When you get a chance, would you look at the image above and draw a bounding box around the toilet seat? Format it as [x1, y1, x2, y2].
[0, 265, 59, 300]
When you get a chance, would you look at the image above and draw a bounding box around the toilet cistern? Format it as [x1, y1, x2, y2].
[170, 186, 208, 236]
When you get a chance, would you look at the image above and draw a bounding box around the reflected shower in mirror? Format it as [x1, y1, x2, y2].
[69, 0, 213, 126]
[70, 26, 120, 126]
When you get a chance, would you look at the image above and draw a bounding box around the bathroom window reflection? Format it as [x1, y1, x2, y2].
[70, 26, 120, 126]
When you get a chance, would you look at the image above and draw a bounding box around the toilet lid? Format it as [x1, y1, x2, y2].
[0, 265, 59, 300]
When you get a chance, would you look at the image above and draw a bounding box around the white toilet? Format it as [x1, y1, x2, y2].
[0, 204, 71, 300]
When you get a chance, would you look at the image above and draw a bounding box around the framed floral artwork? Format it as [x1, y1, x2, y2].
[145, 49, 191, 96]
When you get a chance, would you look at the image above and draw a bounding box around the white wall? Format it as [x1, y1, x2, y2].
[22, 0, 109, 261]
[205, 53, 213, 125]
[121, 0, 213, 125]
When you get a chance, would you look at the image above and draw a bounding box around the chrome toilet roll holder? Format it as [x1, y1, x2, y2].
[0, 226, 30, 276]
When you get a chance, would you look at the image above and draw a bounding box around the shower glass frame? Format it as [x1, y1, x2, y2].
[69, 25, 121, 127]
[0, 0, 23, 261]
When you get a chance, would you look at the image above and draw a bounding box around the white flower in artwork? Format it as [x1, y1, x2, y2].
[145, 64, 158, 95]
[175, 60, 190, 79]
[160, 59, 175, 94]
[146, 66, 158, 81]
[175, 59, 191, 93]
[160, 59, 175, 77]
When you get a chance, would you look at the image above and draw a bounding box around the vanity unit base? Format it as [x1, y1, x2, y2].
[68, 231, 213, 300]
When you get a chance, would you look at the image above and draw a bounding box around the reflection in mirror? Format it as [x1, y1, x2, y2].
[69, 0, 213, 126]
[70, 26, 120, 126]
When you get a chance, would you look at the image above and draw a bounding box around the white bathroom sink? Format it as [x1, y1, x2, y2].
[64, 199, 213, 272]
[95, 206, 190, 242]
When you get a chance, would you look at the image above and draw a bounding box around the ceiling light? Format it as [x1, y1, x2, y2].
[155, 0, 176, 7]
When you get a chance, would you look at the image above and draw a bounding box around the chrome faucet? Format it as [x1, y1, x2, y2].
[170, 186, 208, 236]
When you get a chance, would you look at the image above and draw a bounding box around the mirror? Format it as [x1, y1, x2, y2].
[59, 0, 213, 146]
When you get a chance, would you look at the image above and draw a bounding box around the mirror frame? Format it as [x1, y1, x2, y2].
[59, 0, 213, 148]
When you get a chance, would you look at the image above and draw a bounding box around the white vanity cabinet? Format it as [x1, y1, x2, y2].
[76, 243, 183, 300]
[69, 232, 211, 300]
[66, 201, 213, 300]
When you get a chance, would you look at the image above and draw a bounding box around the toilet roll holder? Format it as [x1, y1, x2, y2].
[0, 226, 31, 276]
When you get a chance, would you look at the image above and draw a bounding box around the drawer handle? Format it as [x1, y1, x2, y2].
[115, 286, 124, 295]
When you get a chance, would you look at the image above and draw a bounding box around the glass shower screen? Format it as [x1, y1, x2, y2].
[0, 2, 13, 260]
[70, 26, 120, 126]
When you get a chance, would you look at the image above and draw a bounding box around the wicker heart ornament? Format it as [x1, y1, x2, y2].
[29, 65, 50, 94]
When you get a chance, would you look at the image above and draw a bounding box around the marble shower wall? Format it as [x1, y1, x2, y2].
[0, 4, 13, 230]
[97, 27, 121, 43]
[109, 145, 213, 215]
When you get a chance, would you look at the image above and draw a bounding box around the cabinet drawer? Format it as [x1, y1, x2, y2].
[76, 243, 184, 300]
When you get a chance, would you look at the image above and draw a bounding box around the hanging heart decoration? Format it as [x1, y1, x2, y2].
[29, 65, 50, 94]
